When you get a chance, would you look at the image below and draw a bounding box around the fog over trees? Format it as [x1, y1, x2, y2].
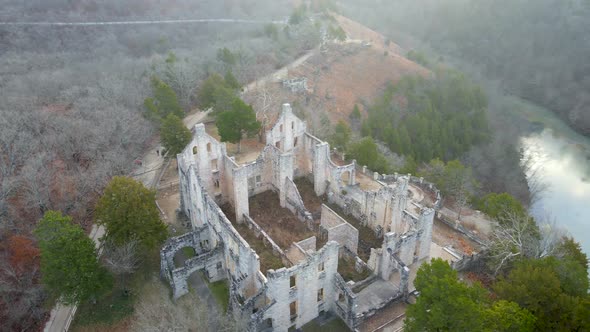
[1, 0, 588, 330]
[0, 1, 301, 329]
[339, 0, 590, 135]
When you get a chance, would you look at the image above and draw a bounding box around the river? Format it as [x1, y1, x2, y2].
[515, 99, 590, 255]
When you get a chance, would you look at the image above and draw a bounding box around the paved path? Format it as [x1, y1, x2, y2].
[241, 48, 318, 95]
[44, 111, 209, 332]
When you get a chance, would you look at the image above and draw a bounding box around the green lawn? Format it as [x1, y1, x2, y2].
[207, 279, 230, 312]
[73, 288, 134, 326]
[182, 246, 196, 258]
[71, 249, 161, 329]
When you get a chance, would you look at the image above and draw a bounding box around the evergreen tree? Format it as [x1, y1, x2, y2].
[160, 114, 192, 157]
[197, 73, 237, 113]
[330, 121, 351, 151]
[216, 98, 261, 153]
[493, 258, 589, 331]
[95, 177, 167, 250]
[347, 137, 389, 174]
[144, 76, 183, 122]
[224, 70, 240, 90]
[349, 104, 361, 121]
[35, 211, 112, 304]
[405, 258, 487, 332]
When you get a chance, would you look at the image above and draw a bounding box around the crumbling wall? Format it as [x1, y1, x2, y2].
[180, 123, 228, 199]
[320, 204, 359, 254]
[284, 177, 312, 222]
[282, 77, 308, 93]
[172, 102, 443, 331]
[160, 226, 227, 299]
[333, 273, 357, 329]
[266, 103, 307, 154]
[296, 236, 317, 253]
[262, 241, 340, 332]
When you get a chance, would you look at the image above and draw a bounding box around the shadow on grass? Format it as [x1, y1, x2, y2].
[73, 288, 134, 326]
[301, 315, 351, 332]
[200, 272, 229, 313]
[71, 248, 161, 329]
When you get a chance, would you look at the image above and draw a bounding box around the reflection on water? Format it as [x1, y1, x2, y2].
[521, 128, 590, 255]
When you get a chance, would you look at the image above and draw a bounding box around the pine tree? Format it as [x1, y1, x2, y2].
[144, 76, 183, 122]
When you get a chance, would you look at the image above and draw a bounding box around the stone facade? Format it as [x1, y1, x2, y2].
[320, 204, 359, 254]
[161, 103, 440, 331]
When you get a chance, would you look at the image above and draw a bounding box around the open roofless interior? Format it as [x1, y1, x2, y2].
[161, 104, 439, 331]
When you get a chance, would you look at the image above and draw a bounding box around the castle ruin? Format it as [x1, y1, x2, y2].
[160, 104, 437, 331]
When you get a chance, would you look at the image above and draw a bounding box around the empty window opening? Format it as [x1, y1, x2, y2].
[290, 275, 296, 288]
[216, 262, 223, 270]
[340, 171, 351, 187]
[291, 121, 294, 129]
[211, 158, 218, 171]
[294, 137, 298, 147]
[255, 175, 262, 184]
[318, 262, 325, 271]
[338, 292, 345, 302]
[275, 141, 281, 149]
[280, 124, 283, 132]
[207, 143, 211, 152]
[317, 288, 324, 302]
[290, 301, 297, 321]
[214, 179, 220, 188]
[192, 146, 198, 155]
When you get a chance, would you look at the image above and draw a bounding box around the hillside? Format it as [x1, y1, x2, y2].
[290, 42, 429, 122]
[242, 13, 429, 125]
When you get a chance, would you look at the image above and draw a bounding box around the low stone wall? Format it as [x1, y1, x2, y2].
[296, 236, 317, 252]
[436, 212, 486, 246]
[451, 252, 484, 272]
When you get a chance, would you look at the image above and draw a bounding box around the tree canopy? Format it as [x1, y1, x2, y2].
[477, 192, 527, 221]
[493, 257, 589, 331]
[144, 76, 184, 122]
[216, 98, 261, 153]
[160, 113, 192, 157]
[330, 120, 351, 151]
[419, 159, 477, 218]
[363, 72, 488, 163]
[405, 258, 487, 332]
[197, 73, 239, 113]
[95, 176, 167, 249]
[405, 258, 536, 332]
[346, 137, 389, 174]
[35, 211, 112, 304]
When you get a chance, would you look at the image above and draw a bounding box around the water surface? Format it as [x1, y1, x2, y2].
[518, 101, 590, 255]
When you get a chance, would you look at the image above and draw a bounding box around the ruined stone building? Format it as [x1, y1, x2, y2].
[160, 104, 436, 331]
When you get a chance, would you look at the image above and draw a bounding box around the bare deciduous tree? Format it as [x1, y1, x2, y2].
[487, 211, 566, 275]
[253, 83, 277, 142]
[103, 240, 140, 291]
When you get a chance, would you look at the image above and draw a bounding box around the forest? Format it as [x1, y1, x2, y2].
[361, 70, 488, 163]
[339, 0, 590, 136]
[0, 1, 316, 330]
[1, 1, 588, 331]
